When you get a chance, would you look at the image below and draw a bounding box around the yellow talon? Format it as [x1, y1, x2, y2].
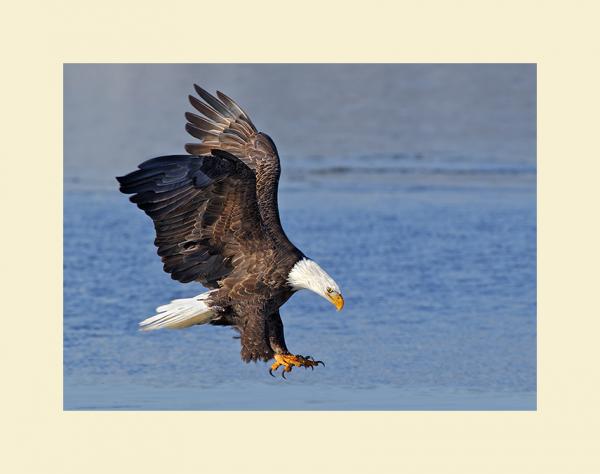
[269, 353, 324, 377]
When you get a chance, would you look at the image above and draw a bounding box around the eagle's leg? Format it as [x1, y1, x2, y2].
[267, 312, 324, 378]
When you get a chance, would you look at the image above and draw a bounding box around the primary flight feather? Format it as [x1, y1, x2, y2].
[117, 85, 344, 377]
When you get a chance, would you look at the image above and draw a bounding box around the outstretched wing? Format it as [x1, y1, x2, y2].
[117, 151, 268, 288]
[184, 84, 279, 172]
[185, 85, 301, 258]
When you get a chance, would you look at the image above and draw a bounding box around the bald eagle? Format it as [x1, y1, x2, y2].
[117, 85, 344, 377]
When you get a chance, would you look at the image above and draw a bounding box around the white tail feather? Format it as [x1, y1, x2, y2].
[139, 290, 217, 331]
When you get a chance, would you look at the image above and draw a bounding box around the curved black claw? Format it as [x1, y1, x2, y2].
[316, 360, 325, 367]
[281, 370, 287, 379]
[269, 368, 276, 377]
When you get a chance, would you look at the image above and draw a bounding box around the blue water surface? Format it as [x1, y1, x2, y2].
[64, 155, 536, 409]
[64, 64, 536, 410]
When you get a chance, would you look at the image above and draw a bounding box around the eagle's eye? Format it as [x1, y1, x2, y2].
[326, 287, 333, 293]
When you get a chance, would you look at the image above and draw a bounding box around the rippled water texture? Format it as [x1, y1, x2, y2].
[64, 64, 536, 410]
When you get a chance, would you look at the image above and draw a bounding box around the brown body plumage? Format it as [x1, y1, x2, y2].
[117, 85, 343, 374]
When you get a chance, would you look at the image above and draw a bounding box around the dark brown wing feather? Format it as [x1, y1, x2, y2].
[184, 84, 278, 172]
[185, 86, 301, 256]
[117, 151, 268, 288]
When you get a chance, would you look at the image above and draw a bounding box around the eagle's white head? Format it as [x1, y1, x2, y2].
[287, 258, 344, 311]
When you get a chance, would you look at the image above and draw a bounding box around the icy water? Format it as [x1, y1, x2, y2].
[64, 64, 536, 410]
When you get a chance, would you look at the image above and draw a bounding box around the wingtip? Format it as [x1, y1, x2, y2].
[193, 83, 209, 97]
[215, 90, 232, 104]
[116, 174, 133, 194]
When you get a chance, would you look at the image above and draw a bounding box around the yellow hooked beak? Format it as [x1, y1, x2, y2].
[329, 292, 345, 311]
